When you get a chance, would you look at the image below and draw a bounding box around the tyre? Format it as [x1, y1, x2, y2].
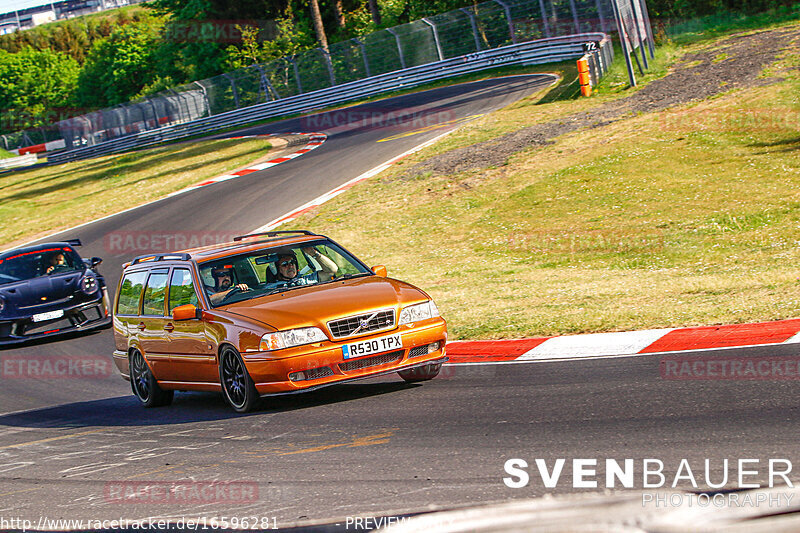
[398, 362, 442, 383]
[219, 345, 260, 413]
[129, 349, 173, 407]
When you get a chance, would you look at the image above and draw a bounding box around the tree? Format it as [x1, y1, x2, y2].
[368, 0, 381, 26]
[74, 23, 159, 108]
[309, 0, 330, 50]
[0, 47, 80, 134]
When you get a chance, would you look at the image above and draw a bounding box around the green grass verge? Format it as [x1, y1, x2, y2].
[0, 138, 273, 248]
[287, 23, 800, 340]
[0, 148, 14, 159]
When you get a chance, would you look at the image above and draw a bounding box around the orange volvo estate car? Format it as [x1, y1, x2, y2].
[112, 231, 447, 412]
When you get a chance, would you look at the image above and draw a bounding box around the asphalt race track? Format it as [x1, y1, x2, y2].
[2, 74, 800, 530]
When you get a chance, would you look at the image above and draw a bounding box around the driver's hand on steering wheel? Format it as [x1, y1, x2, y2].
[234, 284, 251, 291]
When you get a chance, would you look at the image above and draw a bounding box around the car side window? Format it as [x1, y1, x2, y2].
[141, 269, 170, 316]
[168, 269, 199, 313]
[117, 271, 148, 315]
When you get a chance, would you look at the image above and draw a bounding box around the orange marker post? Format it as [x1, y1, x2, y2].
[577, 57, 592, 97]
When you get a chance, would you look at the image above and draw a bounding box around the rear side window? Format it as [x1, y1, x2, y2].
[141, 269, 170, 316]
[117, 271, 148, 315]
[168, 269, 199, 313]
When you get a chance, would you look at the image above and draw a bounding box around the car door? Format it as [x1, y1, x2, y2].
[137, 268, 172, 379]
[162, 267, 216, 384]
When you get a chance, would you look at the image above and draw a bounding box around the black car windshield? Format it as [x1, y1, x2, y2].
[199, 240, 371, 307]
[0, 246, 84, 285]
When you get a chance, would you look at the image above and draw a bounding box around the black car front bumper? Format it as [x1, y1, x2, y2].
[0, 290, 111, 346]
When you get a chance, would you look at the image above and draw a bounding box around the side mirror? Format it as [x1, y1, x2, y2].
[91, 257, 103, 267]
[173, 304, 201, 321]
[371, 265, 388, 277]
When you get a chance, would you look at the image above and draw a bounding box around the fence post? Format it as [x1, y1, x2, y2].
[537, 0, 551, 38]
[144, 97, 158, 130]
[630, 0, 649, 70]
[354, 38, 371, 77]
[252, 64, 274, 102]
[322, 48, 337, 86]
[610, 0, 636, 86]
[193, 80, 212, 117]
[459, 7, 483, 51]
[493, 0, 517, 44]
[289, 56, 303, 94]
[223, 73, 240, 109]
[422, 18, 444, 61]
[1, 135, 7, 150]
[638, 0, 655, 59]
[386, 27, 406, 69]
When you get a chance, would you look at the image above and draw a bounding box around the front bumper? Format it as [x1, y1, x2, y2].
[0, 290, 111, 346]
[244, 318, 448, 395]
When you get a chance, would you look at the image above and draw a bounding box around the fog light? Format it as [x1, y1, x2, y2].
[427, 341, 441, 354]
[289, 371, 306, 382]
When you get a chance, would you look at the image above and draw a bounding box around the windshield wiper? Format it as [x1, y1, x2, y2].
[336, 273, 372, 281]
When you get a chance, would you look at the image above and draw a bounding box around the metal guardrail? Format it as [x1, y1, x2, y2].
[0, 153, 38, 169]
[48, 33, 611, 165]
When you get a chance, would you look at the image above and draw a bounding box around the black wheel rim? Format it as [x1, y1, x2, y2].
[222, 349, 246, 408]
[131, 352, 151, 402]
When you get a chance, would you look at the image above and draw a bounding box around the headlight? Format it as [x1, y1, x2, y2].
[81, 275, 98, 294]
[399, 300, 440, 325]
[260, 327, 328, 351]
[0, 296, 5, 314]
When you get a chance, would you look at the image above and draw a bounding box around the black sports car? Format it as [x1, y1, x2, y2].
[0, 240, 111, 345]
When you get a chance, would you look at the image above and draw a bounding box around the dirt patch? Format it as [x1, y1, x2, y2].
[412, 27, 800, 176]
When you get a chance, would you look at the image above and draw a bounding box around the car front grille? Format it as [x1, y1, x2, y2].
[408, 346, 429, 358]
[327, 309, 395, 339]
[305, 366, 334, 380]
[24, 318, 73, 336]
[338, 350, 404, 373]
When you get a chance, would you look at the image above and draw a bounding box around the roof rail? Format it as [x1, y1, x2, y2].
[233, 230, 318, 242]
[130, 253, 192, 265]
[64, 239, 82, 247]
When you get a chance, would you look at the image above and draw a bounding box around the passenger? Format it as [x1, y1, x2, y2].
[274, 248, 338, 286]
[208, 265, 250, 305]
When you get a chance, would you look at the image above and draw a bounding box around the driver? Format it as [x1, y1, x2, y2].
[273, 248, 338, 286]
[46, 252, 68, 274]
[208, 265, 250, 305]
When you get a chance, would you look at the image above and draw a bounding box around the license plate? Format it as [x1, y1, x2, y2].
[342, 334, 402, 360]
[32, 309, 64, 323]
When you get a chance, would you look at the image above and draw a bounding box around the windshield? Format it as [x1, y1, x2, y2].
[199, 240, 371, 307]
[0, 246, 84, 286]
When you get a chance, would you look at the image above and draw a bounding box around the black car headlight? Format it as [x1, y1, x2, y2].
[81, 275, 98, 295]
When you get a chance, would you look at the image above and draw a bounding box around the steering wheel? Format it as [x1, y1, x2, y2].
[220, 286, 243, 304]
